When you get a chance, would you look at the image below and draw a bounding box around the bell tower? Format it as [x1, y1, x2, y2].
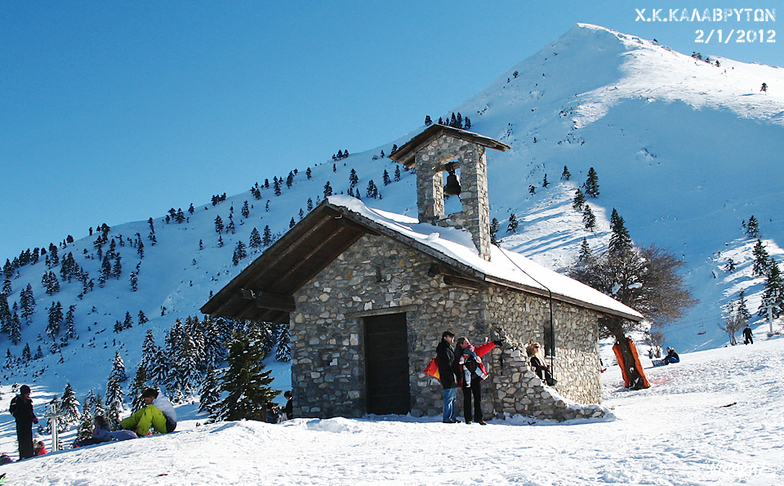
[388, 125, 510, 261]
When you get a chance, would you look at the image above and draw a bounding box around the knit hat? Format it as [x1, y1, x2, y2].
[20, 385, 31, 395]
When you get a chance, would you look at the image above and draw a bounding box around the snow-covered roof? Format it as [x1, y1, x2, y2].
[328, 195, 643, 321]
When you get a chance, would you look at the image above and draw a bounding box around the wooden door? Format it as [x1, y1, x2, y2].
[364, 313, 411, 415]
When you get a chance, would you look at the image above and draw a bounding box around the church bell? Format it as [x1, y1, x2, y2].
[443, 165, 461, 196]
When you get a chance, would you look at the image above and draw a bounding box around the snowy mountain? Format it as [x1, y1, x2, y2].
[2, 23, 784, 405]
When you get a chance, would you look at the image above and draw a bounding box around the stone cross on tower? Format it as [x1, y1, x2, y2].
[388, 125, 510, 261]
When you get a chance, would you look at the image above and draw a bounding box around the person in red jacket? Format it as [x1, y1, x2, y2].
[456, 338, 497, 425]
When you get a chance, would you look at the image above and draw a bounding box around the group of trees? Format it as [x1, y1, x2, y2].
[424, 112, 472, 130]
[572, 167, 600, 231]
[568, 209, 697, 387]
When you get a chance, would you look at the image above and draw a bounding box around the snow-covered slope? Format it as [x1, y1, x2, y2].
[1, 336, 781, 485]
[1, 23, 783, 405]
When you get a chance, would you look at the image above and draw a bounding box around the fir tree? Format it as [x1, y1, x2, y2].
[198, 366, 221, 415]
[212, 330, 280, 422]
[249, 228, 262, 249]
[324, 181, 333, 198]
[542, 174, 549, 188]
[383, 169, 391, 186]
[47, 301, 63, 340]
[20, 284, 35, 323]
[609, 209, 632, 255]
[64, 305, 77, 341]
[129, 364, 149, 413]
[105, 378, 123, 429]
[746, 215, 760, 238]
[572, 189, 586, 211]
[561, 166, 571, 181]
[583, 205, 596, 232]
[577, 237, 593, 263]
[349, 169, 359, 189]
[758, 260, 784, 318]
[232, 241, 247, 266]
[275, 324, 291, 362]
[262, 226, 272, 246]
[214, 216, 224, 234]
[241, 201, 250, 219]
[507, 213, 518, 233]
[394, 166, 401, 182]
[60, 383, 81, 426]
[584, 167, 600, 198]
[76, 397, 94, 442]
[737, 290, 751, 321]
[110, 350, 127, 382]
[752, 239, 772, 277]
[489, 218, 500, 245]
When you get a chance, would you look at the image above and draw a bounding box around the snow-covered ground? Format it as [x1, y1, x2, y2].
[0, 337, 781, 485]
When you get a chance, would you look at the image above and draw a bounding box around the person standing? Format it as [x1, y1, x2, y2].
[9, 385, 38, 460]
[743, 324, 754, 345]
[456, 337, 496, 425]
[436, 331, 460, 423]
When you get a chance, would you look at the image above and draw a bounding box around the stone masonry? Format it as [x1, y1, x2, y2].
[289, 234, 608, 421]
[413, 134, 492, 261]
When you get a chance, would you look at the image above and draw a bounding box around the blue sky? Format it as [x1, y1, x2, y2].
[1, 1, 780, 261]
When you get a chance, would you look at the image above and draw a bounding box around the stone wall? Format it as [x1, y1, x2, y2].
[290, 233, 606, 421]
[413, 134, 491, 261]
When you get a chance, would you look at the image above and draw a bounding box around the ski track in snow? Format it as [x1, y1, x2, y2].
[0, 338, 781, 485]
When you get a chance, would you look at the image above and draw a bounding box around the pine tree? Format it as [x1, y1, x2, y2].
[758, 260, 784, 318]
[394, 166, 401, 182]
[22, 343, 31, 362]
[578, 237, 593, 263]
[507, 213, 518, 233]
[241, 200, 250, 219]
[105, 378, 123, 429]
[20, 284, 35, 323]
[47, 301, 64, 340]
[349, 169, 359, 189]
[737, 290, 751, 321]
[76, 397, 94, 442]
[110, 350, 127, 382]
[583, 205, 596, 232]
[746, 215, 760, 238]
[232, 241, 247, 266]
[324, 181, 333, 198]
[129, 364, 149, 412]
[275, 324, 291, 362]
[262, 226, 272, 246]
[752, 239, 772, 277]
[584, 167, 600, 198]
[561, 166, 571, 181]
[214, 216, 224, 234]
[199, 366, 221, 414]
[212, 330, 280, 422]
[609, 209, 632, 255]
[249, 228, 262, 249]
[542, 174, 549, 188]
[489, 218, 500, 245]
[60, 383, 81, 426]
[572, 189, 586, 211]
[64, 305, 77, 341]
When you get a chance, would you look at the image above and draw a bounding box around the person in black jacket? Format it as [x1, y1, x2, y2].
[9, 385, 38, 460]
[743, 324, 754, 345]
[436, 330, 460, 423]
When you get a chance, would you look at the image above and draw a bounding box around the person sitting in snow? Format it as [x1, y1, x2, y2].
[119, 388, 177, 437]
[34, 439, 47, 456]
[527, 342, 557, 386]
[73, 415, 113, 447]
[665, 347, 680, 364]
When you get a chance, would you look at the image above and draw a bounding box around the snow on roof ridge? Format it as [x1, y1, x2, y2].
[327, 195, 643, 320]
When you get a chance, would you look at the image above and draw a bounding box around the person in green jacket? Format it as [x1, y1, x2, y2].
[120, 388, 177, 437]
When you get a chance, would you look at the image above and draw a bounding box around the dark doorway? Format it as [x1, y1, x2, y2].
[364, 313, 411, 415]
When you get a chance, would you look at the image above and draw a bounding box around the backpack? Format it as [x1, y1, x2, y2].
[8, 396, 19, 417]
